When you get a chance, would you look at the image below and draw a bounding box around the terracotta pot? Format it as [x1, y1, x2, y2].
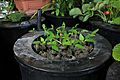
[14, 0, 50, 15]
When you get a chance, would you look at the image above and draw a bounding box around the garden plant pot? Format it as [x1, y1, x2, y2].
[90, 21, 120, 47]
[14, 31, 112, 80]
[14, 0, 50, 15]
[106, 61, 120, 80]
[43, 11, 80, 28]
[43, 11, 91, 29]
[0, 18, 37, 80]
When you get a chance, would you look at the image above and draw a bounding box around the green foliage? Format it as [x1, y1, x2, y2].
[69, 0, 120, 24]
[6, 12, 25, 22]
[0, 0, 25, 22]
[69, 0, 104, 22]
[1, 0, 15, 13]
[33, 23, 98, 52]
[97, 0, 120, 25]
[49, 0, 81, 16]
[112, 43, 120, 61]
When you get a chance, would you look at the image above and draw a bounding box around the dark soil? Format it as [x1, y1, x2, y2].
[33, 43, 93, 61]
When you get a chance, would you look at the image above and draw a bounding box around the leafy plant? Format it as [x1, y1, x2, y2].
[112, 43, 120, 61]
[49, 0, 81, 16]
[70, 0, 120, 25]
[1, 0, 15, 14]
[33, 23, 99, 60]
[6, 12, 25, 22]
[69, 0, 108, 22]
[0, 0, 26, 22]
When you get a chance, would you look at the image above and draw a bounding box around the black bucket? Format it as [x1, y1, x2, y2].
[0, 19, 37, 80]
[90, 21, 120, 47]
[13, 31, 112, 80]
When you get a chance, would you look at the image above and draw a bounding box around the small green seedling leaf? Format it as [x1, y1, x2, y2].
[75, 44, 83, 49]
[79, 34, 85, 41]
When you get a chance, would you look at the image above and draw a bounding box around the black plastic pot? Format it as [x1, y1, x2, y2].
[90, 21, 120, 47]
[43, 11, 80, 28]
[0, 19, 37, 80]
[14, 31, 112, 80]
[106, 62, 120, 80]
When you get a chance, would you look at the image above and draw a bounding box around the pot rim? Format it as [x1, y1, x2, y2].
[13, 30, 112, 73]
[90, 21, 120, 33]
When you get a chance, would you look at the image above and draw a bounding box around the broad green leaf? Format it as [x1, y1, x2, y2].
[112, 43, 120, 61]
[98, 2, 106, 9]
[110, 1, 120, 9]
[69, 8, 82, 17]
[112, 17, 120, 25]
[82, 4, 91, 13]
[83, 11, 93, 22]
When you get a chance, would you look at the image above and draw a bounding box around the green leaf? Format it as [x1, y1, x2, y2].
[82, 4, 91, 13]
[81, 29, 89, 33]
[47, 41, 57, 45]
[69, 8, 82, 17]
[112, 17, 120, 25]
[92, 29, 99, 35]
[7, 12, 25, 22]
[56, 9, 60, 16]
[51, 11, 54, 15]
[83, 11, 93, 22]
[62, 39, 71, 45]
[71, 39, 75, 44]
[52, 45, 59, 51]
[110, 1, 120, 9]
[98, 2, 106, 9]
[62, 22, 66, 29]
[32, 41, 41, 45]
[85, 38, 95, 42]
[45, 36, 53, 41]
[49, 31, 55, 37]
[75, 44, 83, 49]
[94, 0, 103, 2]
[40, 37, 45, 42]
[79, 34, 84, 41]
[112, 43, 120, 61]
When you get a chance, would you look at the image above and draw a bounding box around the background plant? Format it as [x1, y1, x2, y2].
[50, 0, 81, 16]
[69, 0, 108, 22]
[99, 0, 120, 25]
[1, 0, 15, 14]
[69, 0, 120, 24]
